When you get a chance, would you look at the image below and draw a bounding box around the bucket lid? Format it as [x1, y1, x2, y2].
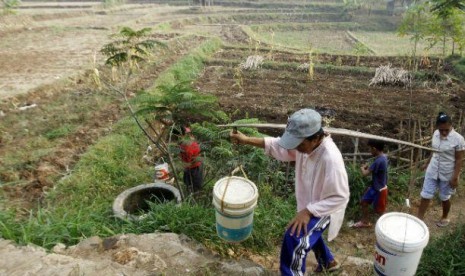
[213, 176, 258, 209]
[375, 212, 429, 252]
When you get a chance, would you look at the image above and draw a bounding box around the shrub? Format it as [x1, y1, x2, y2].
[1, 0, 20, 14]
[444, 54, 465, 80]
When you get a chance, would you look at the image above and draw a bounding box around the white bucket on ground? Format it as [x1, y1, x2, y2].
[212, 176, 258, 242]
[374, 212, 429, 276]
[154, 162, 170, 181]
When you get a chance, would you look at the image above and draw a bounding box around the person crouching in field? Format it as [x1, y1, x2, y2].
[179, 125, 203, 194]
[352, 139, 388, 228]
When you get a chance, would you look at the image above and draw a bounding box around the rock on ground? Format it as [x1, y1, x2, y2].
[0, 233, 266, 276]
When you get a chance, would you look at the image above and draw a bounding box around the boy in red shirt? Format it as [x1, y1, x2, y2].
[179, 126, 203, 193]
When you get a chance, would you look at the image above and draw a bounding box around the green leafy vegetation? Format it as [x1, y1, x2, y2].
[102, 0, 124, 9]
[135, 81, 227, 126]
[431, 0, 465, 21]
[152, 37, 222, 88]
[445, 55, 465, 80]
[353, 41, 372, 65]
[100, 27, 166, 67]
[416, 222, 465, 275]
[45, 124, 74, 140]
[207, 58, 375, 76]
[398, 1, 465, 64]
[1, 0, 20, 14]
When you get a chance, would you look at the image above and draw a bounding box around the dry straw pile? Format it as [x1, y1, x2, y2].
[369, 64, 412, 87]
[240, 55, 264, 70]
[297, 63, 310, 72]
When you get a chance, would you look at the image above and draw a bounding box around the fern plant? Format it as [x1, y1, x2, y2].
[100, 27, 166, 68]
[135, 81, 228, 126]
[190, 119, 293, 197]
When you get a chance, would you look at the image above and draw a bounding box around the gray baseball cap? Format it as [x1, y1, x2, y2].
[278, 108, 322, 149]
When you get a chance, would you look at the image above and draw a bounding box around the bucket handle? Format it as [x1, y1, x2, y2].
[220, 165, 248, 213]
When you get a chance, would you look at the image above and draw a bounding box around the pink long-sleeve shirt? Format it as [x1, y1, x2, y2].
[264, 135, 350, 240]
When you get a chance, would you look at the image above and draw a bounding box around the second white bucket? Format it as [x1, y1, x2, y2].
[374, 212, 429, 276]
[212, 176, 258, 243]
[154, 162, 170, 181]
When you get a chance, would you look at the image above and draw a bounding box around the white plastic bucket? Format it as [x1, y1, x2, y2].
[212, 176, 258, 242]
[154, 161, 170, 181]
[374, 212, 429, 276]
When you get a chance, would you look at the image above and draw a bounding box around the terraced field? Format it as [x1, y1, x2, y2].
[1, 1, 465, 275]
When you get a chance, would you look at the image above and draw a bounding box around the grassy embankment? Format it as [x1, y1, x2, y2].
[0, 36, 295, 255]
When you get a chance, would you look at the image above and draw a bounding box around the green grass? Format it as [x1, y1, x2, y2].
[152, 36, 222, 89]
[0, 136, 56, 182]
[0, 37, 227, 249]
[205, 12, 348, 25]
[259, 30, 355, 53]
[245, 22, 453, 57]
[0, 120, 295, 255]
[416, 221, 465, 275]
[0, 112, 419, 257]
[163, 0, 343, 11]
[246, 22, 361, 53]
[122, 184, 295, 254]
[0, 34, 205, 186]
[0, 118, 296, 254]
[0, 89, 115, 180]
[45, 124, 75, 140]
[154, 22, 172, 31]
[351, 31, 450, 56]
[0, 118, 154, 248]
[453, 58, 465, 80]
[249, 22, 360, 33]
[445, 55, 465, 81]
[206, 57, 375, 77]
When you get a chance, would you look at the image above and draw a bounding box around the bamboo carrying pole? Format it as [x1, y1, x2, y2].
[219, 123, 439, 152]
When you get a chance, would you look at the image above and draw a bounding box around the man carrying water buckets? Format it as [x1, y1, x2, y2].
[230, 108, 350, 275]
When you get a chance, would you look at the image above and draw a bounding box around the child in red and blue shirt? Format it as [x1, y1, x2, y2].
[179, 126, 203, 193]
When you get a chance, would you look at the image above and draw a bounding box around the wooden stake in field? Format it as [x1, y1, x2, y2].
[352, 137, 359, 166]
[397, 121, 403, 168]
[410, 121, 417, 169]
